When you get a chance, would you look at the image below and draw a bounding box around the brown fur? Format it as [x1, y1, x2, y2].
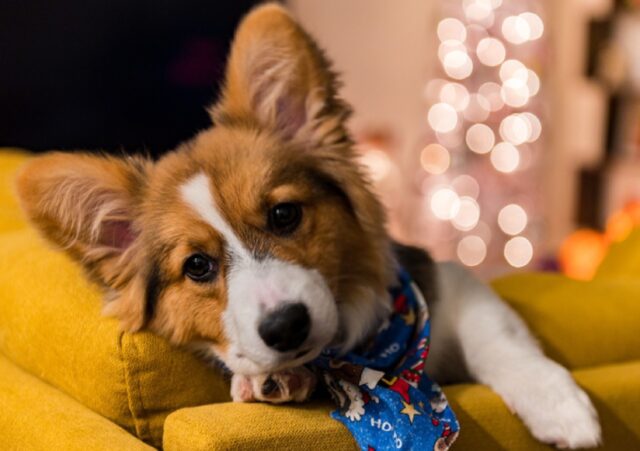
[15, 3, 394, 364]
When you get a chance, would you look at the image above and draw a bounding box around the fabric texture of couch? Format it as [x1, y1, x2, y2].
[1, 149, 639, 450]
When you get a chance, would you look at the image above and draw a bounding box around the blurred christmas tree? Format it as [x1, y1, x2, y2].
[357, 0, 547, 278]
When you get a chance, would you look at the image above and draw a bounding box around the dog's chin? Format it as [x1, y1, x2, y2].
[219, 343, 327, 376]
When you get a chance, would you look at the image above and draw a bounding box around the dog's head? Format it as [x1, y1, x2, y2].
[16, 4, 394, 375]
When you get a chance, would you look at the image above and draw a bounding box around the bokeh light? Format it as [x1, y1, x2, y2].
[476, 37, 506, 67]
[440, 82, 470, 111]
[430, 187, 461, 220]
[520, 12, 544, 40]
[490, 142, 520, 173]
[453, 196, 481, 231]
[463, 0, 494, 25]
[498, 60, 533, 107]
[420, 143, 451, 175]
[501, 77, 530, 107]
[466, 123, 495, 154]
[502, 15, 531, 44]
[428, 103, 458, 133]
[499, 59, 528, 82]
[504, 236, 533, 267]
[438, 39, 466, 62]
[526, 69, 540, 96]
[500, 114, 530, 145]
[606, 210, 635, 242]
[558, 230, 607, 280]
[457, 235, 487, 266]
[437, 18, 467, 43]
[443, 50, 474, 79]
[498, 203, 528, 235]
[520, 112, 542, 142]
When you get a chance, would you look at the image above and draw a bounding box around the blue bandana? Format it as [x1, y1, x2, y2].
[312, 270, 459, 451]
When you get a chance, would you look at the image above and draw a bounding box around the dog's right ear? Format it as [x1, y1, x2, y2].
[15, 152, 151, 327]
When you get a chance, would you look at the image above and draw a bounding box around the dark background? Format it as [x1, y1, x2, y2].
[0, 0, 262, 158]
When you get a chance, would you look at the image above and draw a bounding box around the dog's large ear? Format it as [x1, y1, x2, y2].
[16, 152, 151, 329]
[211, 3, 351, 146]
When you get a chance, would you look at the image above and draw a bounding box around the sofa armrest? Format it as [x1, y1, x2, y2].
[163, 400, 357, 451]
[0, 355, 154, 451]
[164, 362, 640, 450]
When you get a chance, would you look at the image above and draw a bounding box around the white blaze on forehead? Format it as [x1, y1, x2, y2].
[180, 172, 250, 259]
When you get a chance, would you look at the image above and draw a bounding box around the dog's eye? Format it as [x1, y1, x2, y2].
[268, 202, 302, 235]
[183, 253, 217, 282]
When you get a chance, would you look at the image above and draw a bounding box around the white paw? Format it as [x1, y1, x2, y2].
[340, 380, 365, 421]
[230, 367, 317, 404]
[230, 373, 255, 402]
[344, 402, 365, 421]
[499, 365, 601, 449]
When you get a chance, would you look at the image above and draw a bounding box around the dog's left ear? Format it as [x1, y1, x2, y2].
[211, 3, 350, 146]
[15, 152, 151, 331]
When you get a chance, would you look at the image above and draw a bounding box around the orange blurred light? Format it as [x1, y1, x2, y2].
[623, 201, 640, 224]
[558, 229, 608, 280]
[606, 210, 634, 243]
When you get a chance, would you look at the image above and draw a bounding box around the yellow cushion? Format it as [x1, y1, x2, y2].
[164, 361, 640, 450]
[0, 353, 154, 451]
[492, 272, 640, 369]
[596, 228, 640, 279]
[0, 149, 30, 233]
[0, 228, 230, 448]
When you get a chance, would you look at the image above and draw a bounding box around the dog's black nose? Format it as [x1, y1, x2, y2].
[258, 303, 310, 352]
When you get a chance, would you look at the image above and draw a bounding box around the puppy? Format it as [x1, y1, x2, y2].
[16, 4, 601, 448]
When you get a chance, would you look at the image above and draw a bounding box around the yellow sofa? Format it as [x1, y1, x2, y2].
[1, 150, 639, 450]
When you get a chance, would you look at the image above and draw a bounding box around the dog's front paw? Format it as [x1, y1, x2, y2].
[230, 367, 317, 404]
[501, 365, 601, 449]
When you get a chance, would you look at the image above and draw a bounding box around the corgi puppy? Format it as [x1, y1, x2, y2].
[16, 4, 600, 448]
